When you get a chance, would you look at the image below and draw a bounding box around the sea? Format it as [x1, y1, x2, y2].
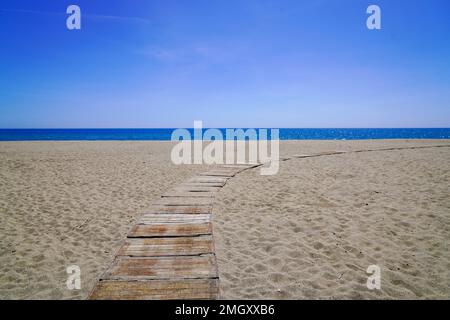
[0, 128, 449, 141]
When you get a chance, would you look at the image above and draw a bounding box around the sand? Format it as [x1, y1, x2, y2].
[0, 141, 209, 299]
[0, 140, 449, 299]
[213, 140, 450, 299]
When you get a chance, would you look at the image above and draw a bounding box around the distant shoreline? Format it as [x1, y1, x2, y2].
[1, 128, 450, 141]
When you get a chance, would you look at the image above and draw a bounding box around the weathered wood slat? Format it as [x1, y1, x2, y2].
[179, 182, 226, 188]
[231, 162, 260, 166]
[216, 167, 249, 174]
[102, 254, 218, 280]
[129, 222, 212, 238]
[215, 166, 248, 173]
[173, 186, 221, 192]
[89, 279, 219, 300]
[154, 196, 214, 206]
[221, 163, 259, 168]
[199, 171, 236, 177]
[146, 205, 212, 214]
[139, 213, 211, 224]
[117, 236, 214, 257]
[190, 175, 230, 180]
[162, 191, 215, 198]
[188, 176, 229, 183]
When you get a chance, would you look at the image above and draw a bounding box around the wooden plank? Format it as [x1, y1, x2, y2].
[89, 279, 219, 300]
[128, 222, 212, 237]
[216, 167, 249, 174]
[215, 166, 248, 173]
[179, 182, 226, 188]
[190, 175, 229, 180]
[139, 213, 211, 224]
[184, 182, 226, 188]
[188, 176, 229, 183]
[162, 191, 215, 198]
[173, 186, 221, 192]
[117, 235, 214, 257]
[233, 162, 260, 166]
[146, 205, 212, 214]
[154, 196, 214, 206]
[199, 171, 236, 177]
[102, 254, 218, 280]
[221, 163, 260, 169]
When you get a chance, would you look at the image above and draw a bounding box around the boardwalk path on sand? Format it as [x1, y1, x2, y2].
[88, 144, 450, 299]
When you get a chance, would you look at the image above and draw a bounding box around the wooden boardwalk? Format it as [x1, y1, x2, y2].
[89, 144, 450, 299]
[88, 164, 259, 300]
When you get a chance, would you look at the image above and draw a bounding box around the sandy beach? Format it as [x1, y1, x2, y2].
[0, 141, 210, 299]
[0, 140, 449, 299]
[214, 140, 450, 299]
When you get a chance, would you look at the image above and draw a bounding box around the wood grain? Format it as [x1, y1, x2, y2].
[146, 205, 213, 214]
[89, 279, 219, 300]
[128, 222, 212, 238]
[162, 191, 215, 198]
[103, 254, 218, 280]
[188, 176, 229, 183]
[139, 213, 211, 224]
[154, 196, 214, 206]
[117, 236, 214, 257]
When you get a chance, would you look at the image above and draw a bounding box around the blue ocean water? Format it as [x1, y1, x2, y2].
[0, 128, 449, 141]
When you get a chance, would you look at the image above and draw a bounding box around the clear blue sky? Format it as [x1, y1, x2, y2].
[0, 0, 449, 128]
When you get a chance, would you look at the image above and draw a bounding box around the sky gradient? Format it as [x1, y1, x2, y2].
[1, 0, 449, 128]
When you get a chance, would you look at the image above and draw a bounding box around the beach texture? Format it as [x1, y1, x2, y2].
[0, 141, 210, 299]
[0, 140, 449, 299]
[214, 140, 450, 299]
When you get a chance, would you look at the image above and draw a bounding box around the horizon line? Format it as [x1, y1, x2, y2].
[1, 127, 450, 130]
